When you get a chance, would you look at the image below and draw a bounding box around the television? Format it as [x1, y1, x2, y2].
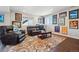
[0, 15, 4, 22]
[69, 9, 79, 19]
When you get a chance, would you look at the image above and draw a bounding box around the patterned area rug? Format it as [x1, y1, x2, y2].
[7, 35, 66, 52]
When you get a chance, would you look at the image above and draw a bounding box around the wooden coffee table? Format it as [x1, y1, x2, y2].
[38, 32, 52, 39]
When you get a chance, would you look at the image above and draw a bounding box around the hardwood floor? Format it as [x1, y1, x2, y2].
[1, 35, 79, 52]
[52, 38, 79, 52]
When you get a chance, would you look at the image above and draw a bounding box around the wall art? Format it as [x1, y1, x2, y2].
[69, 9, 79, 19]
[59, 12, 67, 18]
[62, 27, 68, 34]
[69, 20, 78, 29]
[59, 17, 65, 25]
[52, 15, 57, 24]
[55, 26, 60, 32]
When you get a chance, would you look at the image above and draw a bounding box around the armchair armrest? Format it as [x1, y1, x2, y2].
[20, 30, 25, 34]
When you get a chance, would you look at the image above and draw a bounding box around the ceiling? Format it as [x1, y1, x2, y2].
[0, 6, 72, 16]
[10, 6, 72, 16]
[0, 6, 10, 15]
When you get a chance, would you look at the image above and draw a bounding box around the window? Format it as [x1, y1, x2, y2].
[45, 15, 52, 25]
[38, 17, 45, 24]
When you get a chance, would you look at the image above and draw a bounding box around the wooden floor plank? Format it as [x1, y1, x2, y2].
[52, 38, 79, 52]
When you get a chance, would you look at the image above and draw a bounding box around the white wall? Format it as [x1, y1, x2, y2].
[68, 7, 79, 38]
[0, 12, 11, 26]
[44, 6, 79, 39]
[0, 7, 11, 26]
[21, 13, 35, 33]
[32, 16, 39, 25]
[44, 15, 54, 32]
[10, 12, 15, 21]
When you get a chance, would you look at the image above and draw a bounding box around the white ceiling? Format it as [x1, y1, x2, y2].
[0, 6, 10, 15]
[0, 6, 72, 16]
[10, 6, 72, 16]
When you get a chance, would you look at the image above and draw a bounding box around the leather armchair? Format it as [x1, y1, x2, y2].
[0, 26, 26, 45]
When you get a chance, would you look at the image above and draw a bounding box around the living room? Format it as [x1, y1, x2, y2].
[0, 6, 79, 52]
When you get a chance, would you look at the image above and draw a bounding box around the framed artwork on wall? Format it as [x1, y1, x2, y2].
[69, 9, 79, 19]
[22, 17, 28, 24]
[15, 13, 22, 22]
[59, 12, 67, 18]
[69, 20, 78, 29]
[12, 21, 21, 28]
[52, 15, 57, 24]
[54, 26, 60, 32]
[22, 20, 28, 24]
[59, 17, 65, 26]
[0, 15, 4, 23]
[62, 27, 68, 34]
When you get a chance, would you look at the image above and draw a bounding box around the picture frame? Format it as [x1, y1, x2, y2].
[12, 21, 21, 28]
[59, 17, 65, 26]
[59, 12, 67, 18]
[22, 20, 28, 24]
[0, 15, 4, 23]
[22, 17, 28, 24]
[69, 20, 78, 29]
[62, 27, 68, 34]
[54, 26, 60, 32]
[69, 9, 79, 19]
[52, 15, 57, 24]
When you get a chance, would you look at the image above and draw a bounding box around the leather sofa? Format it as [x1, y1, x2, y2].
[0, 26, 26, 45]
[27, 25, 45, 36]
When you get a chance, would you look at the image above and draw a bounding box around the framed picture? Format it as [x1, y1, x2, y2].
[69, 20, 78, 29]
[69, 9, 79, 19]
[0, 15, 4, 23]
[59, 17, 65, 25]
[22, 20, 28, 24]
[12, 21, 21, 28]
[59, 12, 67, 18]
[22, 17, 28, 24]
[62, 27, 68, 34]
[52, 15, 57, 24]
[54, 26, 60, 32]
